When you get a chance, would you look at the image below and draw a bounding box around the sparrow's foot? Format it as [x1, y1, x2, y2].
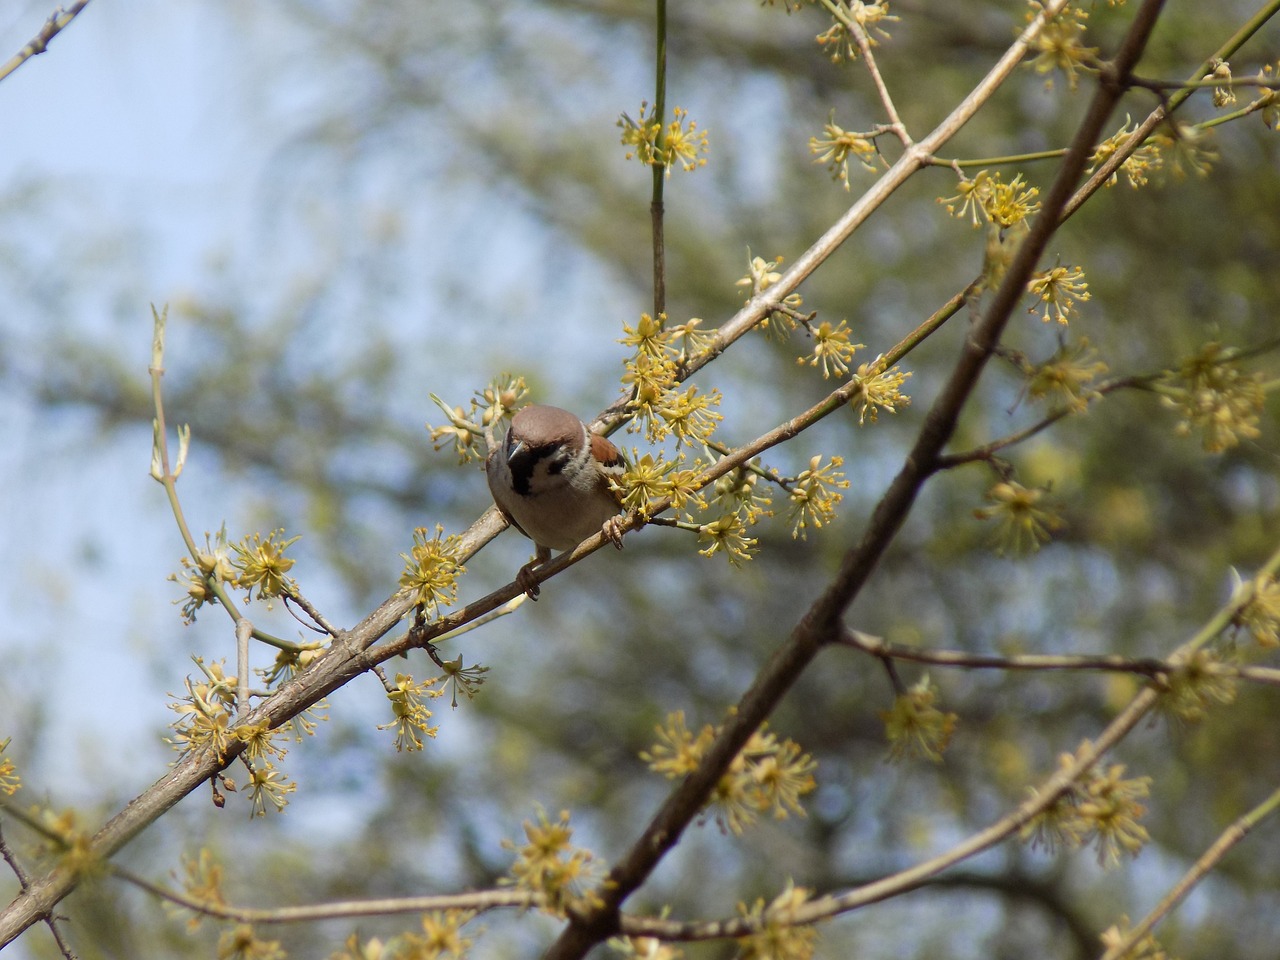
[516, 561, 541, 600]
[603, 515, 626, 551]
[516, 546, 551, 600]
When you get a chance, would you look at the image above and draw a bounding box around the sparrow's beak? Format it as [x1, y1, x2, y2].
[505, 437, 525, 464]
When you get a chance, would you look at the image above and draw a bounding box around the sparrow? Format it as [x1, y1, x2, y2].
[486, 404, 627, 598]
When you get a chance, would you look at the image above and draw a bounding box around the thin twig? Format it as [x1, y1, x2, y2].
[1097, 782, 1280, 960]
[0, 1, 92, 85]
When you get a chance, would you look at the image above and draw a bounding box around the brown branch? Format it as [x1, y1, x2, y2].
[543, 4, 1167, 958]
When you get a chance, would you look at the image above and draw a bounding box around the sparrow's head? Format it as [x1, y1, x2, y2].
[503, 405, 589, 493]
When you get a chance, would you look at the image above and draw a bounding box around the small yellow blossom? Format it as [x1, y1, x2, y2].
[246, 762, 296, 818]
[809, 116, 879, 189]
[504, 809, 603, 917]
[168, 665, 236, 758]
[787, 455, 850, 539]
[1027, 338, 1108, 413]
[1257, 63, 1280, 130]
[217, 924, 285, 960]
[974, 480, 1063, 554]
[850, 361, 912, 424]
[233, 721, 288, 764]
[1027, 265, 1091, 324]
[1151, 123, 1217, 181]
[399, 525, 466, 616]
[1157, 649, 1237, 723]
[618, 101, 662, 166]
[1025, 1, 1097, 90]
[1087, 116, 1165, 188]
[799, 320, 864, 379]
[880, 676, 958, 763]
[619, 312, 672, 360]
[390, 910, 475, 960]
[663, 107, 710, 174]
[659, 384, 724, 446]
[1236, 573, 1280, 648]
[429, 403, 485, 463]
[697, 513, 759, 565]
[737, 254, 784, 296]
[178, 848, 227, 929]
[1211, 58, 1236, 107]
[641, 711, 716, 778]
[170, 526, 238, 623]
[0, 737, 19, 796]
[622, 352, 680, 440]
[1099, 916, 1173, 960]
[736, 882, 820, 960]
[1021, 744, 1151, 866]
[938, 170, 993, 228]
[232, 529, 300, 601]
[712, 464, 774, 525]
[378, 673, 443, 752]
[667, 316, 718, 360]
[1161, 342, 1265, 453]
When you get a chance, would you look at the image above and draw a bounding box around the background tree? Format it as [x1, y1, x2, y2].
[1, 1, 1279, 959]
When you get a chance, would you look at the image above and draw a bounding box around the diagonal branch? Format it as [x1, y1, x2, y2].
[542, 3, 1169, 958]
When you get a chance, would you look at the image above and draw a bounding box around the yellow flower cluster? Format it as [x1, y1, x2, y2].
[619, 312, 723, 445]
[938, 170, 1041, 229]
[736, 881, 820, 960]
[880, 676, 958, 763]
[809, 115, 880, 190]
[217, 924, 285, 960]
[1156, 649, 1237, 724]
[428, 375, 529, 464]
[1162, 342, 1266, 453]
[503, 809, 603, 917]
[170, 526, 302, 622]
[1236, 573, 1280, 648]
[233, 529, 301, 602]
[786, 455, 850, 539]
[797, 320, 864, 379]
[735, 254, 805, 340]
[0, 737, 19, 796]
[1022, 743, 1152, 866]
[377, 673, 444, 752]
[642, 712, 818, 835]
[850, 361, 912, 425]
[1099, 915, 1174, 960]
[1026, 338, 1108, 412]
[1025, 1, 1097, 90]
[167, 659, 238, 758]
[333, 911, 476, 960]
[617, 103, 709, 176]
[973, 480, 1064, 555]
[399, 525, 466, 617]
[1026, 264, 1091, 325]
[1087, 116, 1165, 189]
[815, 2, 899, 63]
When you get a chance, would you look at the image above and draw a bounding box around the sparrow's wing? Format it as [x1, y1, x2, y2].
[589, 433, 627, 504]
